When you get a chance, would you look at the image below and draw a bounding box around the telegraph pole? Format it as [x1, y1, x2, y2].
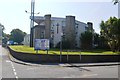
[29, 0, 35, 47]
[25, 0, 40, 47]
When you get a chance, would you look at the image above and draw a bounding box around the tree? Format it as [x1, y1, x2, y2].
[94, 33, 99, 45]
[80, 31, 93, 50]
[10, 29, 26, 44]
[0, 24, 10, 46]
[0, 23, 4, 44]
[2, 33, 10, 46]
[112, 0, 120, 5]
[99, 35, 110, 49]
[0, 23, 4, 31]
[0, 23, 4, 37]
[100, 17, 120, 52]
[55, 40, 71, 49]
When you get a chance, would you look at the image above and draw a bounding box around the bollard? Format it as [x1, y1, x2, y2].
[47, 50, 48, 54]
[36, 50, 38, 54]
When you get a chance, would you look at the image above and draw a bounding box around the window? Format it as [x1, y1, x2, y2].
[75, 43, 77, 46]
[75, 23, 78, 25]
[51, 27, 54, 30]
[57, 26, 59, 34]
[85, 26, 88, 31]
[56, 23, 59, 34]
[75, 32, 78, 34]
[76, 26, 78, 28]
[51, 38, 53, 40]
[41, 32, 44, 38]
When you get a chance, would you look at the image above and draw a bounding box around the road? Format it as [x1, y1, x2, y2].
[0, 45, 120, 79]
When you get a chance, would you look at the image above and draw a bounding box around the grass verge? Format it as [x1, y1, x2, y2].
[9, 45, 119, 55]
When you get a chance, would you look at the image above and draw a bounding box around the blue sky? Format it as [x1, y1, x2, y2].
[0, 0, 118, 34]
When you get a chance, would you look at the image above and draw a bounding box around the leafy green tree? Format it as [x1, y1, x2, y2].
[2, 33, 10, 45]
[98, 35, 110, 49]
[100, 17, 120, 52]
[55, 40, 71, 49]
[0, 24, 10, 46]
[10, 29, 26, 44]
[80, 31, 93, 50]
[94, 33, 99, 45]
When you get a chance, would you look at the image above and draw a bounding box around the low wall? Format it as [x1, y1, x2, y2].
[8, 47, 119, 63]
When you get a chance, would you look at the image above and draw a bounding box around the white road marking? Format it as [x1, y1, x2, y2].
[11, 62, 13, 68]
[13, 67, 15, 70]
[10, 61, 18, 79]
[13, 69, 16, 72]
[16, 76, 18, 79]
[14, 72, 17, 75]
[13, 72, 16, 75]
[81, 74, 98, 77]
[6, 60, 11, 62]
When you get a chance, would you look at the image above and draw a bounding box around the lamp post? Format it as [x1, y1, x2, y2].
[25, 0, 40, 47]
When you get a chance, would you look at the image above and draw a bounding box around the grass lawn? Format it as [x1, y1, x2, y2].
[9, 45, 119, 55]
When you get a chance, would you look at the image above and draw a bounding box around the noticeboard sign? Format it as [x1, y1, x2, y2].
[34, 39, 49, 50]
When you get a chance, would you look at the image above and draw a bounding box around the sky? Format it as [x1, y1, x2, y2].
[0, 0, 118, 34]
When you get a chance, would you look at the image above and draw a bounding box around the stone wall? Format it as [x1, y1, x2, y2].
[65, 16, 76, 49]
[45, 14, 51, 39]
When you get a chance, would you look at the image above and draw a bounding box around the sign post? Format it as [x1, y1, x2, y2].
[67, 50, 69, 62]
[79, 50, 81, 62]
[34, 39, 50, 54]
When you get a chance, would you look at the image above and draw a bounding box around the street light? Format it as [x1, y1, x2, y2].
[25, 0, 40, 47]
[25, 10, 40, 14]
